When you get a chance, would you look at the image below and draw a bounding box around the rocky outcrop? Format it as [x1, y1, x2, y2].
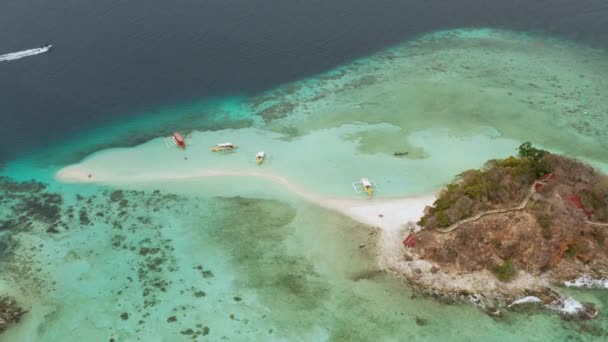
[391, 149, 608, 319]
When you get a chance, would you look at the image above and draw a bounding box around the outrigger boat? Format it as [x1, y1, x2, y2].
[361, 178, 374, 196]
[256, 151, 265, 165]
[211, 142, 237, 152]
[173, 132, 185, 149]
[352, 177, 379, 197]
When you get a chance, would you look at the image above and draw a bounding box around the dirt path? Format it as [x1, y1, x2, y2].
[437, 181, 608, 233]
[587, 220, 608, 227]
[437, 183, 538, 233]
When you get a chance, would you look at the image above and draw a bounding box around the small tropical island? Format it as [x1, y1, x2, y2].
[387, 143, 608, 319]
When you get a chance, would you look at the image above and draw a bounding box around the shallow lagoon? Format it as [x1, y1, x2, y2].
[2, 178, 607, 341]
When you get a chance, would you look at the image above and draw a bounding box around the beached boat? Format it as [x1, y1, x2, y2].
[173, 132, 185, 148]
[211, 142, 237, 152]
[256, 151, 265, 165]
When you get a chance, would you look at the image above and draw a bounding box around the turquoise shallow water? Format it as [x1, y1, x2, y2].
[2, 178, 608, 341]
[2, 28, 608, 340]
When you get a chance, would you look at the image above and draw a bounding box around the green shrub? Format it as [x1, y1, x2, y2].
[464, 182, 488, 200]
[499, 156, 527, 168]
[517, 142, 551, 177]
[431, 196, 455, 213]
[418, 143, 551, 229]
[436, 211, 451, 228]
[490, 238, 502, 248]
[532, 203, 553, 239]
[491, 259, 517, 281]
[533, 156, 552, 177]
[536, 214, 551, 230]
[565, 245, 577, 259]
[417, 217, 426, 226]
[518, 142, 547, 162]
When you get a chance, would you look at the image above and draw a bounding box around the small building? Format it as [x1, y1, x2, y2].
[563, 194, 592, 218]
[402, 233, 417, 248]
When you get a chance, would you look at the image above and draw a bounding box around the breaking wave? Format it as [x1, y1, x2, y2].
[564, 275, 608, 289]
[508, 296, 542, 307]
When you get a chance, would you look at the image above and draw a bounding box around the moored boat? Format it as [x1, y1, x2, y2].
[211, 142, 237, 152]
[256, 151, 265, 165]
[173, 132, 185, 148]
[361, 178, 373, 196]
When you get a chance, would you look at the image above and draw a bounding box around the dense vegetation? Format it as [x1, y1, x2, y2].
[419, 143, 549, 229]
[419, 142, 608, 229]
[491, 259, 517, 282]
[415, 143, 608, 282]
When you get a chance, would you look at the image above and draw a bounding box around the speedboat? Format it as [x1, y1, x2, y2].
[211, 142, 237, 152]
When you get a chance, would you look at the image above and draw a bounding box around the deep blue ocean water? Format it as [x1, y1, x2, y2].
[1, 0, 608, 163]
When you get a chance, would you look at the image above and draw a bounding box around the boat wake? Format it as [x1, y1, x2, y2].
[0, 45, 52, 62]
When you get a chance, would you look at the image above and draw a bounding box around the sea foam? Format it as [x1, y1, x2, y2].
[564, 275, 608, 289]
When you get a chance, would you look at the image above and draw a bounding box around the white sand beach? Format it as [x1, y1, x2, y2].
[56, 162, 435, 236]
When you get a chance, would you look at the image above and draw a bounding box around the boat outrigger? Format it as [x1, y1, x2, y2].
[361, 178, 374, 196]
[211, 142, 237, 152]
[173, 132, 185, 149]
[256, 151, 265, 165]
[352, 177, 379, 196]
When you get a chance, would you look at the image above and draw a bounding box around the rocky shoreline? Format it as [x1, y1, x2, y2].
[375, 228, 599, 321]
[376, 147, 608, 321]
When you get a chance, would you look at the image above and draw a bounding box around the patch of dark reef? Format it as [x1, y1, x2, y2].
[0, 177, 46, 193]
[0, 296, 26, 334]
[415, 316, 429, 326]
[98, 190, 182, 319]
[561, 318, 608, 338]
[1, 181, 386, 338]
[0, 180, 188, 334]
[206, 197, 335, 334]
[180, 324, 210, 338]
[0, 177, 64, 234]
[0, 235, 19, 260]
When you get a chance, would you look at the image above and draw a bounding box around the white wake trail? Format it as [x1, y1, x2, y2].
[0, 45, 52, 62]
